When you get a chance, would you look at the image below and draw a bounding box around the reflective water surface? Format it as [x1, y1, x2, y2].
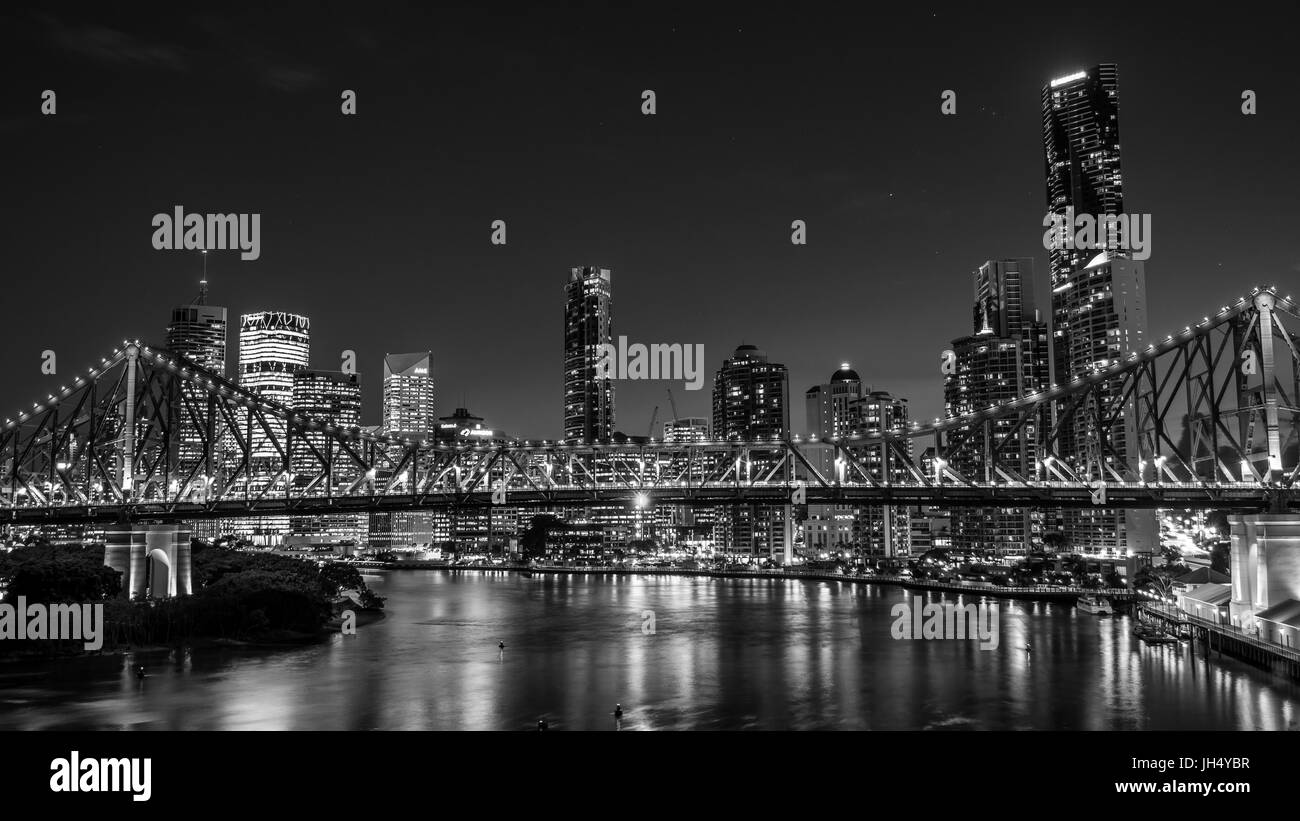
[1, 571, 1297, 730]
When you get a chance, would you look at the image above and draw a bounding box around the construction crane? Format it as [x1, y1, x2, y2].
[648, 405, 659, 438]
[666, 388, 681, 424]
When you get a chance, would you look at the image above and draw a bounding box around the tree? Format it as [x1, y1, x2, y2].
[1041, 532, 1067, 554]
[1209, 542, 1230, 574]
[521, 514, 566, 559]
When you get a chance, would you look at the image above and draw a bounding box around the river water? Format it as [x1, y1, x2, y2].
[0, 570, 1296, 730]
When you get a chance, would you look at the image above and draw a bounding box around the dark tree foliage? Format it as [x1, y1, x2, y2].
[0, 543, 121, 602]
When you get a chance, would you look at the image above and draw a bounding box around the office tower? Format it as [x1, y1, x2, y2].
[802, 364, 863, 558]
[165, 278, 228, 538]
[663, 417, 709, 443]
[1042, 66, 1156, 556]
[289, 370, 362, 476]
[239, 311, 311, 407]
[712, 345, 790, 560]
[166, 279, 227, 477]
[1042, 64, 1124, 283]
[1052, 256, 1156, 554]
[167, 278, 227, 375]
[383, 352, 435, 438]
[845, 390, 912, 558]
[286, 370, 365, 548]
[944, 259, 1051, 556]
[564, 266, 614, 441]
[235, 311, 310, 545]
[712, 345, 789, 440]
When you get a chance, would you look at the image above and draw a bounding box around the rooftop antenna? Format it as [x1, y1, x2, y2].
[196, 250, 209, 306]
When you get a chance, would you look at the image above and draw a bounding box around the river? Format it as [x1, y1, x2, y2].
[0, 570, 1296, 730]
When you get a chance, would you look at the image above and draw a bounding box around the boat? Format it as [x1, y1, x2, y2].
[1076, 594, 1113, 615]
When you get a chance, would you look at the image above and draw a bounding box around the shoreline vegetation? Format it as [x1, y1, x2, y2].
[0, 541, 386, 660]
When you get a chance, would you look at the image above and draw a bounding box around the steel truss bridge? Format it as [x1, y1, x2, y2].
[4, 288, 1300, 525]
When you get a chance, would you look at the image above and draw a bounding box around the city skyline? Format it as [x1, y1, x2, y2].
[3, 7, 1296, 443]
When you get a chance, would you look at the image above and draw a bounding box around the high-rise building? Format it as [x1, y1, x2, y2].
[1043, 64, 1124, 284]
[166, 278, 227, 538]
[845, 390, 912, 558]
[564, 266, 614, 441]
[1052, 256, 1156, 555]
[802, 364, 864, 558]
[287, 370, 366, 547]
[383, 352, 435, 438]
[712, 345, 789, 441]
[167, 279, 227, 375]
[239, 311, 311, 409]
[1042, 66, 1156, 556]
[235, 311, 310, 545]
[944, 259, 1050, 556]
[712, 345, 790, 560]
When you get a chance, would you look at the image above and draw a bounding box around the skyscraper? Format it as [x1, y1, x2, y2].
[166, 278, 227, 483]
[845, 390, 912, 558]
[166, 278, 228, 538]
[944, 259, 1050, 555]
[712, 345, 791, 561]
[287, 370, 366, 547]
[232, 311, 310, 545]
[383, 352, 435, 438]
[1042, 66, 1156, 556]
[1042, 64, 1124, 284]
[712, 345, 789, 441]
[802, 364, 864, 558]
[239, 311, 310, 460]
[563, 266, 614, 441]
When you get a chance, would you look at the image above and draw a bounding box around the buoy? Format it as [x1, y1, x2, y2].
[498, 641, 505, 650]
[135, 666, 146, 679]
[614, 703, 623, 718]
[537, 719, 548, 731]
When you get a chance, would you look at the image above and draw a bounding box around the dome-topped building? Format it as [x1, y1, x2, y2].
[830, 362, 861, 384]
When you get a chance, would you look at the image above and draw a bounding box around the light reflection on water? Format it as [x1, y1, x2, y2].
[0, 571, 1297, 730]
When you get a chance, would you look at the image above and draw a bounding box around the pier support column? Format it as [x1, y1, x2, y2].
[1228, 513, 1300, 629]
[103, 523, 192, 599]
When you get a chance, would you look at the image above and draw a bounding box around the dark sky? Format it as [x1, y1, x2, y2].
[2, 4, 1297, 439]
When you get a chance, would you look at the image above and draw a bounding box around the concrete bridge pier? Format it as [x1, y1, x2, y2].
[105, 523, 192, 599]
[1228, 513, 1300, 632]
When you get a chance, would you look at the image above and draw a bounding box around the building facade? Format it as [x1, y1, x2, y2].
[1042, 66, 1156, 557]
[563, 266, 615, 441]
[943, 259, 1050, 555]
[712, 345, 791, 560]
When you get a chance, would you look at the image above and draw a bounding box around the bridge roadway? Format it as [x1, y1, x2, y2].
[1, 480, 1290, 524]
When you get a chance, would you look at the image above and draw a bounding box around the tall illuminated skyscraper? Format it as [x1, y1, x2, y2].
[234, 311, 310, 545]
[712, 345, 790, 561]
[1042, 66, 1155, 556]
[239, 311, 310, 457]
[287, 370, 365, 548]
[944, 259, 1050, 555]
[166, 277, 227, 538]
[383, 352, 434, 438]
[563, 266, 614, 441]
[166, 278, 227, 475]
[1042, 64, 1124, 284]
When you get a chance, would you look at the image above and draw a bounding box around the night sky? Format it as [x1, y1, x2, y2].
[2, 4, 1296, 439]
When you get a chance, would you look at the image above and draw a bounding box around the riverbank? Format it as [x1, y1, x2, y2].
[349, 559, 1135, 602]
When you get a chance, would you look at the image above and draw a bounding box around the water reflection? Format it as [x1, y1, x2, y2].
[0, 571, 1297, 730]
